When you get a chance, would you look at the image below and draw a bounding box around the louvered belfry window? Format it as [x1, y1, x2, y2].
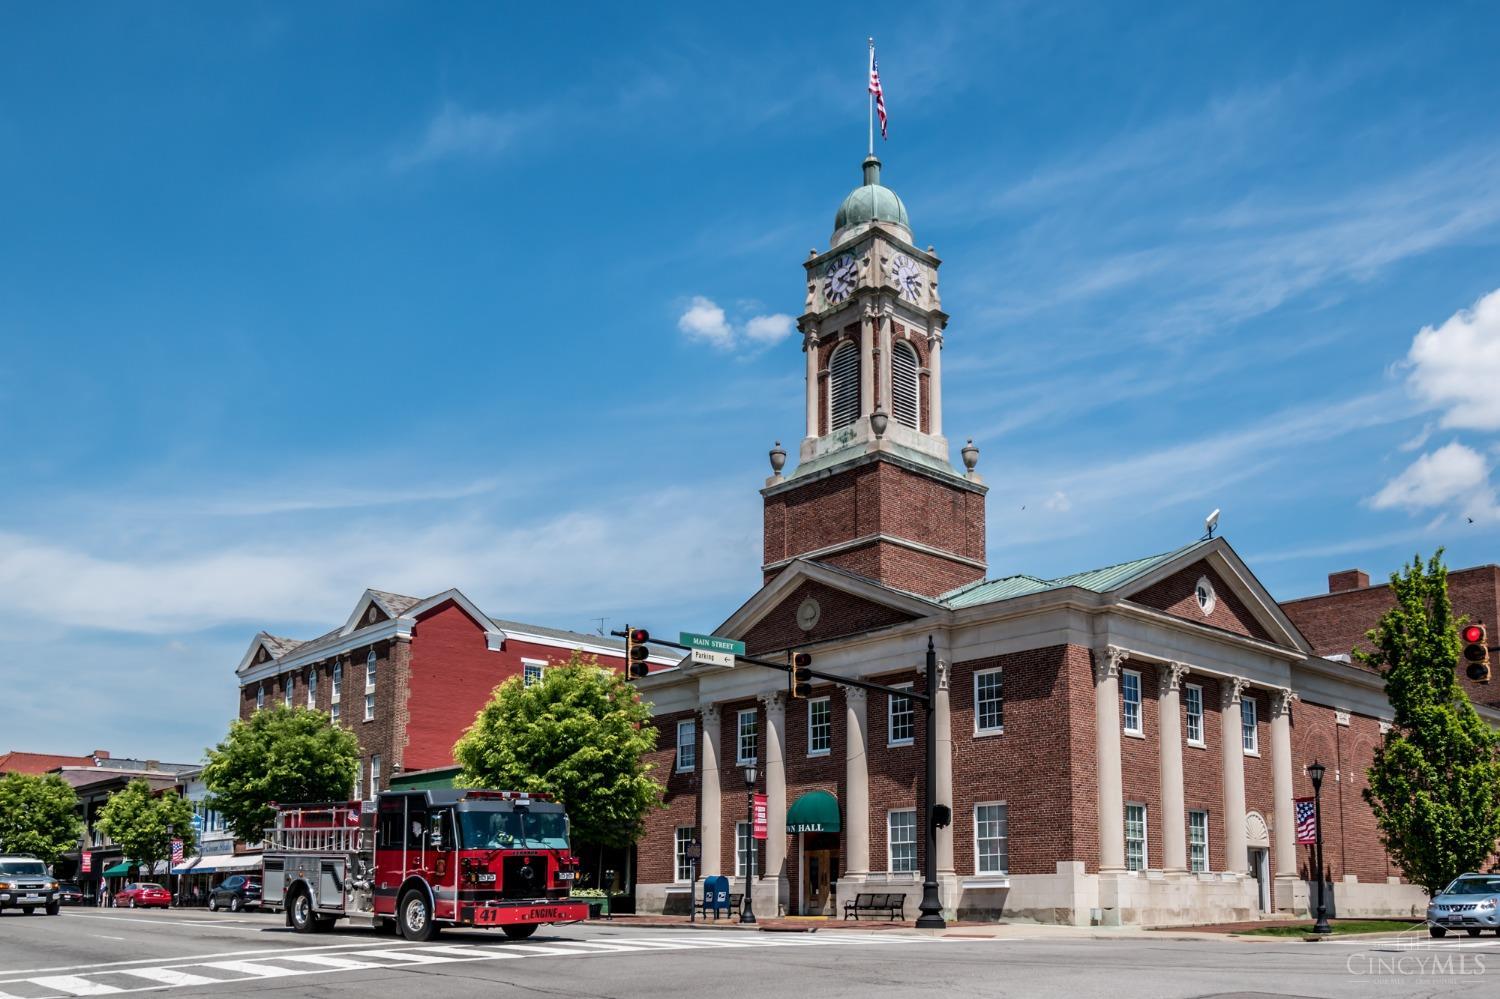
[891, 340, 919, 429]
[829, 342, 860, 430]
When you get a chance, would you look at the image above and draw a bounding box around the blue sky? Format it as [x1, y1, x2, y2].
[5, 2, 1500, 762]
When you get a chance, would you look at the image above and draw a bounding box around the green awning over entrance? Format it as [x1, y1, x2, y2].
[101, 861, 133, 877]
[787, 790, 840, 834]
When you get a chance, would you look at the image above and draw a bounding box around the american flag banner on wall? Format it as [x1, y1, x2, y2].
[1294, 797, 1317, 844]
[171, 838, 184, 863]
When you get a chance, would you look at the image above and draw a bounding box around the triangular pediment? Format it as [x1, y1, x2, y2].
[715, 559, 940, 656]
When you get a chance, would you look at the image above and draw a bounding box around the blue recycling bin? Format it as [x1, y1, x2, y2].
[702, 875, 731, 919]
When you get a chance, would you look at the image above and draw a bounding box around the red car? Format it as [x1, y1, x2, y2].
[114, 883, 172, 908]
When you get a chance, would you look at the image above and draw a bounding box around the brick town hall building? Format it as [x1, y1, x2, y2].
[630, 155, 1500, 926]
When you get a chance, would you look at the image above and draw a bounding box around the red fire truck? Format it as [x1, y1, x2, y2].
[261, 788, 587, 940]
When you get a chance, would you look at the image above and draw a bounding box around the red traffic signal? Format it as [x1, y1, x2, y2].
[1461, 623, 1490, 683]
[789, 652, 813, 698]
[625, 627, 651, 680]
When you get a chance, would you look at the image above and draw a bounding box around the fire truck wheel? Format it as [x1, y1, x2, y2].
[290, 890, 318, 934]
[398, 890, 439, 942]
[501, 924, 537, 941]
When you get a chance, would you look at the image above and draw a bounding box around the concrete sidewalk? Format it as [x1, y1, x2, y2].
[595, 913, 1241, 941]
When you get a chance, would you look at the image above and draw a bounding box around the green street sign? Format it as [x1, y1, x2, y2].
[680, 632, 745, 657]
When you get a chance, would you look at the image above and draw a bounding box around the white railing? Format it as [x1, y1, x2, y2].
[264, 824, 369, 853]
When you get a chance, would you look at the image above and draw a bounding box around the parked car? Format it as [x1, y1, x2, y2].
[114, 883, 172, 909]
[55, 882, 85, 905]
[1427, 873, 1500, 937]
[208, 875, 261, 912]
[0, 855, 60, 915]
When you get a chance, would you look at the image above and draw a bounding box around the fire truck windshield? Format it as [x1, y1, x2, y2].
[457, 808, 569, 850]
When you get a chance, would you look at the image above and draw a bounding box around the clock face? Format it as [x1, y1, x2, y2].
[823, 254, 858, 305]
[796, 598, 822, 631]
[891, 254, 923, 301]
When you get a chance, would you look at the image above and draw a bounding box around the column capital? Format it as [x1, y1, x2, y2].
[1270, 687, 1298, 718]
[700, 703, 721, 725]
[1094, 645, 1130, 683]
[1221, 676, 1248, 708]
[843, 685, 868, 706]
[758, 690, 786, 715]
[937, 658, 951, 692]
[1160, 661, 1190, 693]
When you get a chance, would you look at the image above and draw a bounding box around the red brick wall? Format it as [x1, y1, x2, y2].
[783, 686, 846, 910]
[741, 580, 916, 656]
[1130, 563, 1272, 642]
[1241, 688, 1275, 862]
[1118, 664, 1163, 870]
[639, 709, 700, 886]
[1291, 700, 1399, 883]
[866, 669, 923, 873]
[1180, 675, 1226, 871]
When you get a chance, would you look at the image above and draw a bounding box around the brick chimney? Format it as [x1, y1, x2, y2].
[1329, 569, 1370, 593]
[92, 749, 110, 760]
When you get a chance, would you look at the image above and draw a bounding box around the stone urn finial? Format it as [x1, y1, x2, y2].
[769, 440, 787, 476]
[871, 406, 889, 439]
[962, 438, 980, 473]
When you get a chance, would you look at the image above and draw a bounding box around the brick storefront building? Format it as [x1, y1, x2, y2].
[235, 588, 670, 799]
[629, 155, 1500, 926]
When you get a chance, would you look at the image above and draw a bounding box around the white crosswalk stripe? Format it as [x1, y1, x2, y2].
[30, 976, 123, 996]
[117, 968, 221, 987]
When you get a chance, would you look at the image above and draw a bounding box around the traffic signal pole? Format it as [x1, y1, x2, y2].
[616, 629, 946, 928]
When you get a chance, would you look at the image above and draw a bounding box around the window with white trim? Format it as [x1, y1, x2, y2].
[1188, 810, 1209, 873]
[888, 809, 917, 874]
[737, 709, 758, 765]
[522, 659, 546, 687]
[891, 340, 919, 429]
[1184, 683, 1204, 746]
[974, 667, 1004, 734]
[283, 674, 294, 708]
[676, 719, 697, 772]
[307, 668, 317, 708]
[1121, 669, 1142, 735]
[332, 660, 342, 699]
[1125, 803, 1147, 872]
[974, 802, 1009, 875]
[330, 700, 340, 725]
[364, 650, 377, 722]
[735, 821, 758, 877]
[370, 754, 381, 794]
[888, 686, 914, 746]
[255, 684, 264, 711]
[808, 697, 832, 755]
[353, 764, 363, 802]
[829, 341, 860, 430]
[675, 827, 697, 882]
[1241, 696, 1258, 753]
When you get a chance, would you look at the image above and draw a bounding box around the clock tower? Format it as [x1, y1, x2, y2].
[761, 155, 987, 598]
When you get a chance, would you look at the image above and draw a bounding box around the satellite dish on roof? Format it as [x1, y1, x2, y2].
[1204, 508, 1220, 539]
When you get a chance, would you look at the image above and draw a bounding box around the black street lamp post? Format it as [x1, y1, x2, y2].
[915, 637, 945, 929]
[741, 765, 758, 924]
[1308, 761, 1330, 935]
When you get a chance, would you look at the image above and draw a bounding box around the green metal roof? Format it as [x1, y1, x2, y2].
[834, 155, 910, 234]
[941, 539, 1211, 610]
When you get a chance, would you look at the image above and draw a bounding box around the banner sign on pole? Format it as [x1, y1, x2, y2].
[753, 793, 768, 840]
[81, 853, 92, 874]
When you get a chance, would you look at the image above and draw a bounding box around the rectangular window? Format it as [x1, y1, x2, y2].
[1184, 684, 1204, 745]
[332, 661, 342, 699]
[284, 674, 294, 708]
[974, 803, 1009, 875]
[522, 659, 546, 687]
[675, 827, 697, 883]
[888, 809, 917, 873]
[808, 697, 832, 755]
[307, 669, 317, 709]
[1125, 803, 1147, 872]
[370, 754, 381, 794]
[330, 701, 341, 725]
[1241, 697, 1258, 753]
[676, 719, 696, 772]
[737, 709, 758, 765]
[353, 764, 363, 803]
[365, 653, 376, 722]
[888, 686, 914, 746]
[735, 821, 758, 877]
[974, 667, 1004, 734]
[1121, 669, 1142, 734]
[1188, 810, 1209, 873]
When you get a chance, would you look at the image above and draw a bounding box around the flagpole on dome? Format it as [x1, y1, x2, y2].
[867, 37, 875, 156]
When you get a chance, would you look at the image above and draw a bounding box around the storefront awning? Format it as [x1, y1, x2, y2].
[101, 861, 133, 877]
[195, 853, 262, 876]
[171, 857, 198, 875]
[787, 790, 840, 834]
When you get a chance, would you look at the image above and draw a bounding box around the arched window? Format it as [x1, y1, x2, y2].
[891, 340, 919, 429]
[829, 342, 860, 430]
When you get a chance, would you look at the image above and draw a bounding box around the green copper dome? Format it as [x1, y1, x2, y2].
[833, 155, 910, 234]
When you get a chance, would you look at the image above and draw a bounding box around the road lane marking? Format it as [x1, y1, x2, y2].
[395, 946, 522, 960]
[0, 939, 403, 977]
[117, 969, 219, 987]
[31, 976, 122, 995]
[273, 954, 384, 970]
[198, 960, 304, 978]
[356, 949, 460, 964]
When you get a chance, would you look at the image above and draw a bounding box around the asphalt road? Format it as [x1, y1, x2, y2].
[1, 906, 1498, 998]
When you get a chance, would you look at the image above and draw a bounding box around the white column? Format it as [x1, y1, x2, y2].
[803, 334, 818, 440]
[935, 656, 955, 876]
[859, 309, 876, 419]
[1221, 678, 1249, 876]
[928, 330, 943, 437]
[1158, 663, 1189, 873]
[1271, 689, 1298, 890]
[699, 705, 722, 877]
[878, 312, 893, 418]
[1095, 646, 1128, 873]
[844, 687, 870, 876]
[760, 691, 788, 886]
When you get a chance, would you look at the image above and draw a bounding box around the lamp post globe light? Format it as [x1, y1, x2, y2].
[1308, 761, 1330, 935]
[741, 765, 758, 924]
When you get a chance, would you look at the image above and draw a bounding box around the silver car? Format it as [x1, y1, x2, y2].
[1427, 873, 1500, 937]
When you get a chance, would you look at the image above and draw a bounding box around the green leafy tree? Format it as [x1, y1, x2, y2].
[97, 779, 197, 877]
[1359, 551, 1500, 895]
[0, 773, 82, 864]
[203, 706, 361, 844]
[453, 653, 662, 848]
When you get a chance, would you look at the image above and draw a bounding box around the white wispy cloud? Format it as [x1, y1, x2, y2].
[677, 296, 796, 351]
[1369, 442, 1500, 522]
[1405, 286, 1500, 431]
[390, 102, 540, 172]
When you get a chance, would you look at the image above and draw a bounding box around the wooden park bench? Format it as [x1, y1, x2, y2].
[694, 892, 743, 919]
[842, 892, 906, 921]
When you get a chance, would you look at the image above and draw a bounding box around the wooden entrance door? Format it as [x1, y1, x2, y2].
[806, 849, 833, 914]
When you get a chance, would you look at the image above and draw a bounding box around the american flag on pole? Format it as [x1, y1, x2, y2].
[869, 43, 888, 140]
[1294, 797, 1317, 844]
[170, 838, 184, 864]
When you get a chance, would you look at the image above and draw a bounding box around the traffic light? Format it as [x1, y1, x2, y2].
[1461, 623, 1490, 683]
[789, 652, 812, 698]
[625, 627, 650, 679]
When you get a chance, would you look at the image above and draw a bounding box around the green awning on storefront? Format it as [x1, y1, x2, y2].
[101, 861, 133, 877]
[787, 790, 840, 834]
